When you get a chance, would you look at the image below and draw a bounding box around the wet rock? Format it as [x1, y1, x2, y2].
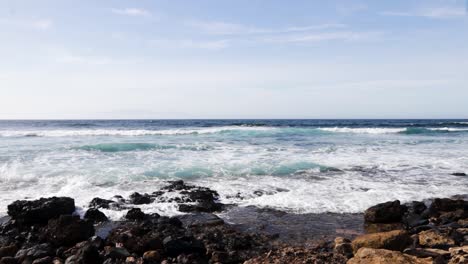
[334, 237, 353, 259]
[32, 256, 53, 264]
[124, 209, 146, 221]
[15, 243, 53, 262]
[0, 245, 17, 258]
[89, 198, 115, 210]
[64, 242, 101, 264]
[142, 251, 161, 262]
[430, 199, 468, 214]
[451, 173, 467, 177]
[347, 248, 433, 264]
[162, 180, 187, 191]
[419, 229, 456, 249]
[0, 257, 16, 264]
[84, 209, 108, 223]
[104, 246, 130, 259]
[351, 230, 411, 253]
[364, 200, 407, 223]
[7, 197, 75, 225]
[178, 201, 222, 213]
[178, 213, 224, 228]
[162, 236, 205, 257]
[128, 193, 152, 205]
[42, 215, 94, 247]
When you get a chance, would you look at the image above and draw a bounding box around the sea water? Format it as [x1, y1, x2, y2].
[0, 119, 467, 219]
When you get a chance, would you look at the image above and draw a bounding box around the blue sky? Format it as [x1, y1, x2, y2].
[0, 0, 467, 119]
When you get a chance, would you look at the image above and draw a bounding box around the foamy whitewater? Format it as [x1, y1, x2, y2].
[1, 119, 467, 219]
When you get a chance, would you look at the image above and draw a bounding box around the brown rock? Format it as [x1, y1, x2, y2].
[334, 237, 353, 258]
[351, 230, 411, 253]
[448, 246, 468, 264]
[419, 230, 456, 249]
[142, 251, 161, 262]
[0, 245, 18, 258]
[404, 248, 450, 258]
[347, 248, 434, 264]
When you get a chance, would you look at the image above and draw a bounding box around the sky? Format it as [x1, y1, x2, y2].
[0, 0, 467, 119]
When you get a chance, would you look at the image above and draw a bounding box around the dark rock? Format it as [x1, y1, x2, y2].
[125, 209, 146, 221]
[42, 215, 94, 247]
[451, 172, 467, 176]
[89, 198, 115, 210]
[162, 236, 205, 257]
[178, 213, 224, 228]
[162, 180, 187, 191]
[64, 242, 101, 264]
[15, 243, 53, 262]
[0, 245, 17, 258]
[178, 201, 223, 213]
[0, 257, 16, 264]
[407, 201, 427, 215]
[84, 209, 108, 223]
[7, 197, 75, 225]
[128, 193, 152, 205]
[32, 256, 52, 264]
[364, 200, 407, 223]
[104, 247, 130, 259]
[430, 198, 468, 214]
[168, 217, 182, 228]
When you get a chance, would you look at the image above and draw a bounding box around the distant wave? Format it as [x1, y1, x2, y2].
[0, 126, 276, 137]
[319, 127, 468, 135]
[318, 127, 406, 134]
[78, 143, 170, 152]
[77, 143, 213, 152]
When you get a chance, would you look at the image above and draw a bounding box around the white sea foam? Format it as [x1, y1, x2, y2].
[428, 127, 468, 132]
[318, 127, 406, 134]
[0, 126, 276, 137]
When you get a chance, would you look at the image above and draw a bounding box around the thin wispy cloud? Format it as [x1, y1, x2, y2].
[150, 39, 230, 50]
[381, 7, 466, 19]
[187, 20, 347, 35]
[56, 55, 112, 65]
[0, 18, 53, 30]
[261, 31, 381, 43]
[111, 8, 151, 17]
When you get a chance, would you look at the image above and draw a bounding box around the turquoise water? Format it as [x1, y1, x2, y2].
[0, 120, 467, 218]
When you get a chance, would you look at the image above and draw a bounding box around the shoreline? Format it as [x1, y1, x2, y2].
[0, 180, 467, 263]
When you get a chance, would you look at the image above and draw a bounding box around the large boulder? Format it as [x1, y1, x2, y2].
[351, 230, 411, 253]
[7, 197, 75, 225]
[347, 248, 433, 264]
[84, 209, 108, 223]
[364, 200, 407, 223]
[42, 215, 94, 247]
[430, 199, 468, 214]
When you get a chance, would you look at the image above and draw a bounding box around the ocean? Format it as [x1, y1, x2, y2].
[0, 119, 467, 219]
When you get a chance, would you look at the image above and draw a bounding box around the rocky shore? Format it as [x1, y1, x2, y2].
[0, 180, 467, 264]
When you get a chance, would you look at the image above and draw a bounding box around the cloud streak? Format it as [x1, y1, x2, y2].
[381, 7, 466, 19]
[187, 20, 347, 35]
[111, 8, 151, 17]
[0, 18, 53, 30]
